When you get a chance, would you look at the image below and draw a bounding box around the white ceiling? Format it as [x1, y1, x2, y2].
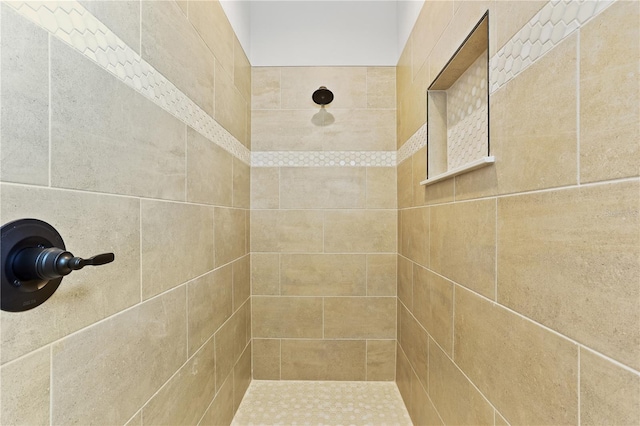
[220, 0, 424, 66]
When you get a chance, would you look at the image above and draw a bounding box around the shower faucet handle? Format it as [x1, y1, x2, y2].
[13, 247, 115, 282]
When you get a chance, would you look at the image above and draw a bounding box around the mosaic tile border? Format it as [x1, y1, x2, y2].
[490, 0, 615, 93]
[252, 150, 396, 167]
[397, 124, 427, 165]
[8, 1, 251, 165]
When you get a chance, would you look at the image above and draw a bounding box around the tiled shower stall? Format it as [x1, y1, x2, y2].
[0, 0, 638, 425]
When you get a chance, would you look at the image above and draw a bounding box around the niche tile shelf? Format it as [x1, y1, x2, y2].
[421, 12, 493, 187]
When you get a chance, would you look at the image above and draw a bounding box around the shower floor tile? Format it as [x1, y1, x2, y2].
[231, 380, 412, 426]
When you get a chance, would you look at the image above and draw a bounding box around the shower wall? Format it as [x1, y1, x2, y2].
[0, 1, 251, 424]
[250, 67, 398, 380]
[396, 0, 639, 424]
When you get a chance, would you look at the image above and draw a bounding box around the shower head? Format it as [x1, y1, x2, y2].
[312, 86, 334, 106]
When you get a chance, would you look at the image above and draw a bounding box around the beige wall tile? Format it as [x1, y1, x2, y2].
[141, 338, 216, 425]
[187, 127, 233, 206]
[200, 375, 234, 426]
[494, 1, 546, 50]
[245, 210, 251, 254]
[445, 1, 496, 58]
[142, 1, 215, 115]
[491, 34, 577, 195]
[233, 345, 252, 413]
[187, 266, 232, 357]
[498, 181, 640, 370]
[1, 347, 50, 426]
[366, 167, 397, 209]
[367, 67, 396, 109]
[253, 339, 281, 380]
[51, 287, 187, 425]
[399, 304, 428, 390]
[233, 158, 250, 209]
[234, 36, 251, 103]
[142, 200, 214, 299]
[429, 338, 493, 425]
[251, 167, 279, 209]
[367, 254, 396, 296]
[324, 297, 396, 339]
[396, 36, 412, 109]
[495, 411, 509, 426]
[397, 255, 413, 311]
[397, 159, 414, 209]
[411, 147, 427, 206]
[454, 164, 498, 201]
[215, 304, 249, 392]
[216, 62, 248, 145]
[280, 254, 366, 296]
[410, 374, 443, 426]
[188, 0, 234, 75]
[324, 210, 396, 253]
[79, 1, 140, 53]
[430, 199, 495, 298]
[0, 185, 140, 363]
[233, 255, 250, 311]
[413, 266, 453, 355]
[422, 178, 456, 206]
[580, 1, 640, 183]
[0, 6, 48, 185]
[280, 167, 366, 209]
[252, 67, 281, 109]
[397, 64, 428, 147]
[581, 349, 640, 426]
[251, 253, 280, 295]
[396, 343, 412, 410]
[366, 340, 396, 381]
[252, 296, 323, 338]
[400, 207, 429, 266]
[281, 339, 366, 380]
[324, 109, 396, 151]
[215, 207, 246, 267]
[412, 0, 454, 80]
[280, 67, 367, 109]
[51, 38, 186, 200]
[125, 410, 142, 426]
[454, 287, 578, 425]
[251, 210, 324, 252]
[252, 109, 323, 151]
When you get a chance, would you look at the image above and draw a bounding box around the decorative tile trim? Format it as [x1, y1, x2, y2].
[8, 1, 251, 165]
[397, 124, 427, 165]
[490, 0, 615, 93]
[252, 151, 396, 167]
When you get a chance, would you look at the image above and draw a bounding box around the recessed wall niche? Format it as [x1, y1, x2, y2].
[422, 12, 494, 186]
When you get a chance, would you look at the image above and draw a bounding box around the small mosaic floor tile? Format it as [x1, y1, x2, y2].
[231, 381, 412, 426]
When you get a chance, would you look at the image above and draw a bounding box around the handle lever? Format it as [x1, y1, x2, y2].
[68, 253, 115, 271]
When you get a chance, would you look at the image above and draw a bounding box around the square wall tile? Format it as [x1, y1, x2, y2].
[498, 181, 640, 370]
[366, 254, 397, 296]
[280, 254, 366, 296]
[251, 253, 280, 295]
[324, 210, 396, 253]
[141, 200, 214, 299]
[252, 296, 323, 338]
[253, 339, 281, 380]
[366, 340, 396, 381]
[0, 6, 48, 186]
[252, 67, 281, 109]
[281, 339, 366, 380]
[324, 297, 396, 339]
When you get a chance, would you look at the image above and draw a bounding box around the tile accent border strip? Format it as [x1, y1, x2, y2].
[251, 150, 396, 167]
[8, 1, 252, 165]
[397, 124, 427, 166]
[489, 0, 615, 93]
[399, 0, 616, 162]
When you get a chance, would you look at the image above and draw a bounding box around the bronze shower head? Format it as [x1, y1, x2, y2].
[312, 86, 334, 106]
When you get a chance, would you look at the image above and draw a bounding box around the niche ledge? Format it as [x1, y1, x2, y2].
[420, 156, 494, 186]
[424, 12, 492, 185]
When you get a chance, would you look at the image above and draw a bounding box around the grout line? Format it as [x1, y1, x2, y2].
[48, 33, 52, 187]
[184, 125, 188, 201]
[576, 29, 581, 187]
[494, 197, 498, 302]
[139, 201, 143, 303]
[49, 345, 53, 425]
[578, 346, 581, 425]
